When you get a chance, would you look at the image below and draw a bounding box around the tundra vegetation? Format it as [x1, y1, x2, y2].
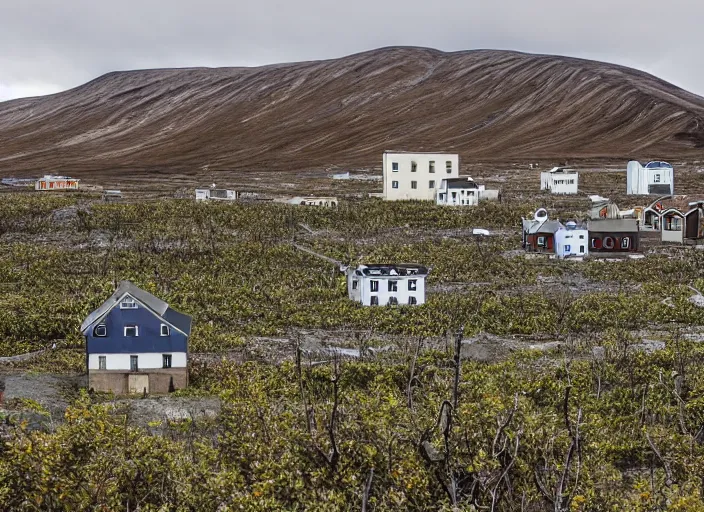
[1, 192, 704, 511]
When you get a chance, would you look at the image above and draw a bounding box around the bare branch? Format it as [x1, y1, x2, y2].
[645, 431, 673, 488]
[407, 337, 423, 410]
[361, 468, 374, 512]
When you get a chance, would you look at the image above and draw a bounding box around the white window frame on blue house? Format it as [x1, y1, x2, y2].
[94, 324, 107, 337]
[160, 324, 170, 336]
[120, 296, 138, 309]
[124, 325, 139, 337]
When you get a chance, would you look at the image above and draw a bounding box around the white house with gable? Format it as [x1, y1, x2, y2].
[345, 264, 428, 306]
[383, 151, 459, 201]
[436, 176, 500, 206]
[540, 167, 579, 194]
[626, 160, 674, 195]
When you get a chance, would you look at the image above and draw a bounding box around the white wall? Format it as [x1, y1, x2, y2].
[348, 274, 426, 306]
[88, 352, 187, 370]
[554, 228, 589, 258]
[627, 162, 674, 195]
[437, 186, 482, 206]
[541, 172, 579, 194]
[383, 152, 459, 201]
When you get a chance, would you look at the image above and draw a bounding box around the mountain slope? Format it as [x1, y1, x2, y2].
[1, 47, 703, 175]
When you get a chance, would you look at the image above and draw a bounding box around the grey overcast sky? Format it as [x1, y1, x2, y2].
[1, 0, 700, 101]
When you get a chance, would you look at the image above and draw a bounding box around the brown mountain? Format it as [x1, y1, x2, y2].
[1, 46, 703, 175]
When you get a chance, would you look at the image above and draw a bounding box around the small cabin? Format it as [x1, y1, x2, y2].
[102, 190, 123, 202]
[522, 209, 564, 253]
[436, 176, 499, 206]
[35, 175, 80, 191]
[540, 167, 578, 195]
[587, 219, 640, 254]
[195, 188, 238, 201]
[289, 196, 338, 207]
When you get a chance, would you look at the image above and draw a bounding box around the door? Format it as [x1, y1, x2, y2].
[128, 374, 149, 394]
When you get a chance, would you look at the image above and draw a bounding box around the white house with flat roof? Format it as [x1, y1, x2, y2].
[382, 152, 459, 201]
[626, 160, 674, 195]
[345, 264, 428, 306]
[540, 167, 579, 194]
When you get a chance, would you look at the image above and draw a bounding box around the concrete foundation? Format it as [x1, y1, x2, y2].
[88, 368, 187, 394]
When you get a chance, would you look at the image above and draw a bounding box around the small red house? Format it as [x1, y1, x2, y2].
[522, 209, 564, 254]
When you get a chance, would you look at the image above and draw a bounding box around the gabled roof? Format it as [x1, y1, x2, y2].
[547, 167, 577, 174]
[353, 264, 429, 277]
[587, 219, 639, 233]
[80, 281, 192, 336]
[522, 219, 564, 235]
[646, 195, 704, 213]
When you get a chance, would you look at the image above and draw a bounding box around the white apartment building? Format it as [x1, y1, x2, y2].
[626, 160, 674, 195]
[345, 264, 428, 306]
[540, 167, 579, 195]
[382, 152, 459, 201]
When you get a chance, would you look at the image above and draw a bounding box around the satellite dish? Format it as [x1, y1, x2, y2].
[534, 208, 548, 221]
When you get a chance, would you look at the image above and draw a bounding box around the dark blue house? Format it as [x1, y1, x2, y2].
[81, 281, 192, 394]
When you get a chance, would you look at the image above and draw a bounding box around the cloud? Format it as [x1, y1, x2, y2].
[1, 0, 701, 100]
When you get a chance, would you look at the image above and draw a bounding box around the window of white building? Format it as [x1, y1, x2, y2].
[446, 161, 452, 173]
[392, 162, 399, 171]
[408, 280, 417, 291]
[388, 297, 398, 306]
[370, 280, 379, 292]
[408, 296, 417, 305]
[370, 296, 379, 306]
[130, 355, 138, 372]
[411, 162, 417, 172]
[163, 354, 172, 368]
[99, 356, 106, 370]
[392, 181, 399, 189]
[429, 180, 435, 189]
[429, 161, 435, 173]
[411, 181, 417, 189]
[388, 281, 398, 292]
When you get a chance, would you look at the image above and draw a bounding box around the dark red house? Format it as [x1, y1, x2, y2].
[587, 219, 640, 254]
[522, 217, 564, 254]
